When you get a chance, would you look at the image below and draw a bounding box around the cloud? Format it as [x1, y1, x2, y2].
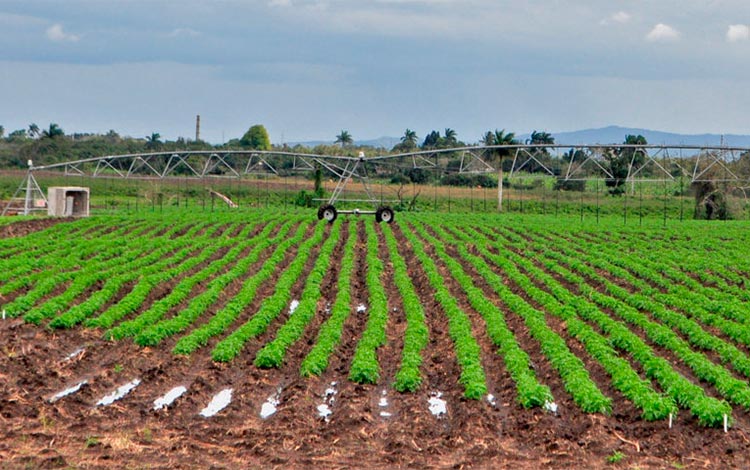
[168, 28, 201, 38]
[268, 0, 292, 6]
[46, 24, 80, 42]
[601, 11, 631, 25]
[726, 24, 749, 42]
[646, 23, 680, 42]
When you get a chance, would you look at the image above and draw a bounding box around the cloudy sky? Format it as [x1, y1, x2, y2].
[0, 0, 748, 144]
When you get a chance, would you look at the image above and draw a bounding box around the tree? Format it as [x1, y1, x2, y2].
[334, 130, 353, 147]
[0, 125, 4, 139]
[240, 124, 271, 150]
[422, 130, 441, 149]
[42, 123, 64, 139]
[146, 132, 162, 150]
[444, 128, 458, 146]
[603, 134, 647, 195]
[401, 128, 418, 148]
[28, 123, 40, 138]
[483, 129, 518, 212]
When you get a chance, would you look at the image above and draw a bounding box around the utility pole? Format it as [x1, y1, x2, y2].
[195, 115, 201, 142]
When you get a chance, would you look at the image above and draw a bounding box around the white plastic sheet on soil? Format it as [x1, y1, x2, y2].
[153, 386, 188, 411]
[200, 389, 233, 418]
[260, 388, 282, 419]
[544, 401, 558, 414]
[288, 300, 300, 316]
[428, 392, 447, 417]
[96, 379, 141, 406]
[486, 394, 497, 407]
[49, 380, 87, 403]
[356, 304, 367, 313]
[317, 382, 337, 422]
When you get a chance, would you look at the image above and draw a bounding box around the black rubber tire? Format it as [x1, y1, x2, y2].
[321, 204, 337, 223]
[317, 205, 326, 220]
[375, 206, 395, 224]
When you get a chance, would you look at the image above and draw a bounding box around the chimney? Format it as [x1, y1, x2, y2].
[195, 114, 201, 142]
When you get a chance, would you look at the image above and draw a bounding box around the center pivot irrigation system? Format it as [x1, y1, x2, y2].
[4, 143, 750, 219]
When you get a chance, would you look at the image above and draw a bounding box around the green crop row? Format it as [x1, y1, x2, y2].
[210, 221, 328, 363]
[477, 225, 733, 427]
[348, 221, 389, 384]
[48, 223, 233, 329]
[23, 221, 206, 324]
[173, 218, 313, 355]
[105, 220, 286, 341]
[411, 219, 554, 409]
[3, 222, 172, 318]
[446, 223, 674, 419]
[254, 220, 344, 368]
[398, 221, 487, 399]
[133, 220, 297, 346]
[383, 224, 429, 393]
[299, 222, 358, 377]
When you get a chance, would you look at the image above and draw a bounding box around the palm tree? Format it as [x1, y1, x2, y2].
[42, 123, 64, 139]
[146, 132, 162, 150]
[529, 130, 554, 145]
[444, 128, 458, 146]
[484, 129, 518, 212]
[400, 128, 418, 149]
[334, 130, 353, 147]
[28, 123, 40, 138]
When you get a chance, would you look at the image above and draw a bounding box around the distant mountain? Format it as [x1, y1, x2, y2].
[521, 125, 750, 147]
[290, 126, 750, 152]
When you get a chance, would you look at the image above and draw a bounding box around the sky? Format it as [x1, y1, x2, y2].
[0, 0, 749, 144]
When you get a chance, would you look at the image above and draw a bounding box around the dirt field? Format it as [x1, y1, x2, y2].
[2, 218, 750, 469]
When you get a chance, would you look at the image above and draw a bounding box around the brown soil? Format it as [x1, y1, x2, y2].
[0, 217, 73, 238]
[2, 221, 750, 469]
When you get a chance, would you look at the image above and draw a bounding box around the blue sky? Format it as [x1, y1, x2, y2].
[0, 0, 748, 144]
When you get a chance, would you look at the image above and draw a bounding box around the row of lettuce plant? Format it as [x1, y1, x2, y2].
[48, 223, 241, 329]
[210, 221, 329, 362]
[348, 221, 389, 384]
[0, 220, 154, 298]
[254, 220, 345, 368]
[133, 220, 301, 347]
[382, 224, 429, 392]
[443, 222, 675, 419]
[298, 221, 358, 377]
[475, 224, 734, 427]
[515, 229, 750, 409]
[173, 218, 319, 355]
[410, 219, 555, 408]
[22, 222, 207, 324]
[540, 231, 750, 372]
[106, 219, 292, 341]
[396, 221, 487, 399]
[2, 221, 174, 318]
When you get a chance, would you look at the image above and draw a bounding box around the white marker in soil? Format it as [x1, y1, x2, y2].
[200, 388, 233, 418]
[356, 304, 367, 313]
[486, 394, 497, 407]
[96, 379, 141, 406]
[288, 300, 300, 316]
[544, 401, 558, 414]
[379, 389, 391, 418]
[428, 392, 447, 417]
[63, 347, 85, 362]
[153, 386, 188, 411]
[260, 388, 282, 419]
[317, 382, 338, 422]
[49, 380, 88, 403]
